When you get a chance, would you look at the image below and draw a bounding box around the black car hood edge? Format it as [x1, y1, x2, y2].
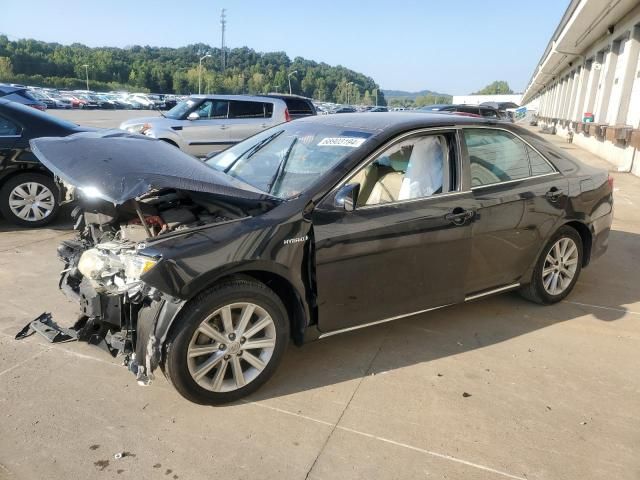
[30, 130, 278, 204]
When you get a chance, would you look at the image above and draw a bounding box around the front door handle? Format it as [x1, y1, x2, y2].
[445, 208, 475, 225]
[545, 187, 563, 202]
[220, 125, 228, 130]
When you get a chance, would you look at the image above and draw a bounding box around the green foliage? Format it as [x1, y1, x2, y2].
[387, 94, 452, 109]
[0, 35, 385, 104]
[0, 56, 13, 80]
[473, 81, 513, 95]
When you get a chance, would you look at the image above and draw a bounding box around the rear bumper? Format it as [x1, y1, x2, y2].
[590, 208, 612, 262]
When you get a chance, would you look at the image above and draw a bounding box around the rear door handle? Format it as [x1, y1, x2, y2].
[545, 187, 563, 202]
[220, 125, 228, 130]
[445, 208, 475, 225]
[261, 123, 269, 128]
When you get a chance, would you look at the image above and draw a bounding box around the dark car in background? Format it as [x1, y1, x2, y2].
[0, 85, 47, 111]
[260, 94, 317, 119]
[437, 104, 508, 120]
[0, 98, 92, 226]
[34, 112, 612, 404]
[333, 106, 357, 113]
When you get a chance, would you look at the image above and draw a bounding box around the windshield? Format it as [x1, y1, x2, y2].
[207, 123, 373, 199]
[165, 98, 196, 119]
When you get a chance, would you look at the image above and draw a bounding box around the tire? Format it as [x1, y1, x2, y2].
[519, 226, 583, 304]
[0, 173, 60, 227]
[163, 279, 289, 405]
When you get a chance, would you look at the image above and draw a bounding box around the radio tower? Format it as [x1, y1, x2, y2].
[220, 9, 227, 72]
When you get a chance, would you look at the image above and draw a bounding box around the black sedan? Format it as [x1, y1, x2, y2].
[31, 113, 613, 404]
[0, 98, 91, 226]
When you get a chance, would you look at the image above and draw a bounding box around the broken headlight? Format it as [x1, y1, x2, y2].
[77, 247, 157, 291]
[123, 254, 157, 281]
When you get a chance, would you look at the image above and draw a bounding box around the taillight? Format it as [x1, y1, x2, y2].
[284, 108, 291, 122]
[30, 104, 46, 111]
[607, 175, 614, 190]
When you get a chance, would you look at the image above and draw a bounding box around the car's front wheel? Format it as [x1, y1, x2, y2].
[0, 173, 60, 227]
[520, 226, 583, 304]
[163, 279, 289, 404]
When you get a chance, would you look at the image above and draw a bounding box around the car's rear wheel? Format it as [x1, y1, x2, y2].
[0, 173, 60, 227]
[163, 279, 289, 404]
[520, 226, 583, 304]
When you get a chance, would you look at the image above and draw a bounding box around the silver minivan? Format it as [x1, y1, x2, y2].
[120, 95, 290, 157]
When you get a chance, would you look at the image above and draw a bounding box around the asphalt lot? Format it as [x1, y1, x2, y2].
[0, 111, 639, 480]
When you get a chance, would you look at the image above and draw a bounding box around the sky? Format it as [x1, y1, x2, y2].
[1, 0, 569, 94]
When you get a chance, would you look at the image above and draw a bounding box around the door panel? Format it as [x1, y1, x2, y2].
[465, 175, 567, 294]
[313, 193, 476, 332]
[461, 127, 568, 294]
[179, 100, 230, 156]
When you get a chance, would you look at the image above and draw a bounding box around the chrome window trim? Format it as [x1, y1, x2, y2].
[461, 126, 559, 189]
[0, 134, 21, 139]
[356, 189, 472, 210]
[322, 126, 463, 208]
[470, 171, 561, 191]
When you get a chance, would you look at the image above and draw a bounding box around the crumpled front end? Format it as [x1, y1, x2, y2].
[57, 236, 185, 384]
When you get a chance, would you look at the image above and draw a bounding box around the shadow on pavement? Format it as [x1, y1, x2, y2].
[250, 228, 637, 401]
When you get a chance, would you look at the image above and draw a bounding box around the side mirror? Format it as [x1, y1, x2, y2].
[187, 112, 200, 121]
[334, 183, 360, 212]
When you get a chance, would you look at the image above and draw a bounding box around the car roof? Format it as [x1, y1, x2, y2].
[189, 94, 286, 103]
[0, 85, 26, 95]
[293, 112, 496, 132]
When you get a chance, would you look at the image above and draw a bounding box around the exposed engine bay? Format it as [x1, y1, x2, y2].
[57, 188, 270, 383]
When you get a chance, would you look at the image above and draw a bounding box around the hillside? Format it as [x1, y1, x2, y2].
[382, 88, 452, 107]
[0, 36, 385, 105]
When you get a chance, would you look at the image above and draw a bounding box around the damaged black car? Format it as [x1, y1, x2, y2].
[30, 113, 613, 404]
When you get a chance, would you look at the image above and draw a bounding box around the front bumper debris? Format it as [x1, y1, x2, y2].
[15, 312, 77, 343]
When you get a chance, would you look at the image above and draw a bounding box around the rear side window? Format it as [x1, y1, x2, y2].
[457, 106, 480, 115]
[283, 98, 314, 115]
[464, 129, 531, 187]
[0, 115, 20, 136]
[228, 101, 272, 119]
[480, 108, 498, 118]
[526, 145, 554, 175]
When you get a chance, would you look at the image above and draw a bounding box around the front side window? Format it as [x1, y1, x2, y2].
[464, 129, 532, 187]
[350, 134, 450, 207]
[0, 116, 20, 136]
[195, 100, 229, 119]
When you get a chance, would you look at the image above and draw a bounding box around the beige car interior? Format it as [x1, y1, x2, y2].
[352, 135, 449, 206]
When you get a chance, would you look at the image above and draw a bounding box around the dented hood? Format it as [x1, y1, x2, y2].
[30, 130, 276, 204]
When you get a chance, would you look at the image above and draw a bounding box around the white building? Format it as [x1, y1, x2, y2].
[452, 94, 523, 106]
[522, 0, 640, 175]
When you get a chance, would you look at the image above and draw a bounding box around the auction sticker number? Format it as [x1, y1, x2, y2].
[318, 137, 366, 147]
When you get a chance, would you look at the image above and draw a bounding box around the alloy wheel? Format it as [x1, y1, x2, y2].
[187, 302, 276, 392]
[542, 237, 579, 295]
[8, 182, 56, 222]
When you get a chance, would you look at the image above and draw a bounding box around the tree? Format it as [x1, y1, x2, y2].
[0, 36, 385, 103]
[473, 81, 513, 95]
[0, 57, 13, 80]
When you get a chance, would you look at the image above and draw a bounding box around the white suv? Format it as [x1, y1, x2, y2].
[120, 95, 290, 157]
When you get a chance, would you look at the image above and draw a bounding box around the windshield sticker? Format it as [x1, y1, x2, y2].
[318, 137, 366, 147]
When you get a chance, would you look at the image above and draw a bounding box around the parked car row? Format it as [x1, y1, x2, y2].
[121, 93, 317, 157]
[1, 84, 183, 111]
